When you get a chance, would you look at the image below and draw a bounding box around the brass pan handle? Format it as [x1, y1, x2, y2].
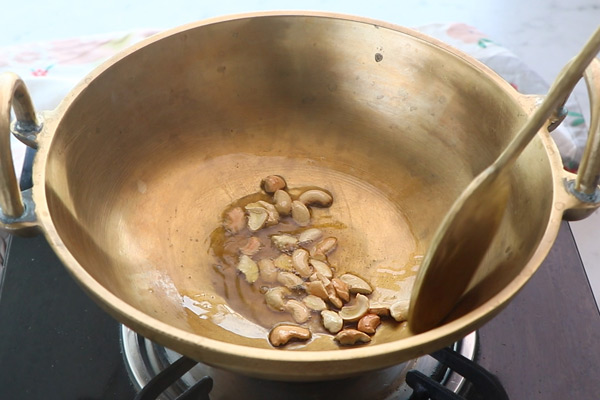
[0, 72, 41, 233]
[562, 58, 600, 221]
[575, 59, 600, 196]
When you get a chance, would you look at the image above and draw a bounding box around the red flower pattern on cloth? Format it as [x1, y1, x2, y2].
[14, 50, 41, 64]
[445, 23, 495, 48]
[47, 34, 139, 65]
[31, 66, 52, 76]
[47, 38, 112, 65]
[446, 23, 487, 43]
[0, 30, 159, 76]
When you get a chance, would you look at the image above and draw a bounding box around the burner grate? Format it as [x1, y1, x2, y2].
[133, 357, 212, 400]
[406, 347, 509, 400]
[121, 326, 482, 400]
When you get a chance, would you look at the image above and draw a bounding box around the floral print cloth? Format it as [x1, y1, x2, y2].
[419, 23, 588, 173]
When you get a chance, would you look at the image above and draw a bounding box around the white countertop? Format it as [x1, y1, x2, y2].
[3, 0, 600, 300]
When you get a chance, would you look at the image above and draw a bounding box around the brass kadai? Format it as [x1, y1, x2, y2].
[1, 12, 599, 381]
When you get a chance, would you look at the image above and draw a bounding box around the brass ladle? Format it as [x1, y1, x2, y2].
[408, 26, 600, 334]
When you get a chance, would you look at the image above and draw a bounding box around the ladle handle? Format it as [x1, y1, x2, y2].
[575, 58, 600, 195]
[0, 72, 41, 234]
[496, 26, 600, 171]
[562, 57, 600, 221]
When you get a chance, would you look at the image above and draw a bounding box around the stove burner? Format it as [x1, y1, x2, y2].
[120, 325, 477, 400]
[406, 347, 508, 400]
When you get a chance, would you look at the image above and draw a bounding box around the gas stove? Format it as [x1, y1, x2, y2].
[1, 219, 599, 399]
[121, 325, 487, 399]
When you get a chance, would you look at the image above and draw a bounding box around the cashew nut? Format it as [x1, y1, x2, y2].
[319, 274, 343, 309]
[321, 310, 343, 334]
[368, 302, 391, 317]
[271, 234, 298, 253]
[306, 280, 329, 300]
[258, 259, 278, 283]
[264, 286, 291, 311]
[334, 329, 371, 346]
[298, 228, 323, 245]
[273, 189, 292, 215]
[331, 278, 350, 302]
[357, 313, 381, 335]
[223, 206, 246, 233]
[328, 294, 344, 308]
[312, 237, 337, 258]
[268, 324, 311, 347]
[236, 255, 259, 284]
[292, 248, 312, 278]
[302, 295, 327, 311]
[274, 254, 294, 271]
[257, 200, 280, 226]
[339, 273, 373, 295]
[339, 294, 370, 322]
[327, 290, 343, 309]
[277, 271, 305, 290]
[239, 237, 262, 256]
[261, 175, 287, 194]
[291, 200, 311, 226]
[309, 259, 333, 279]
[298, 189, 333, 207]
[244, 203, 268, 231]
[285, 299, 311, 323]
[390, 299, 410, 322]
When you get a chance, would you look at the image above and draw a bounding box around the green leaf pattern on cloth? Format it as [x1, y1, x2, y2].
[568, 111, 586, 127]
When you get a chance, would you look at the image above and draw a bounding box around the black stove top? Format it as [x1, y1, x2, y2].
[0, 234, 137, 399]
